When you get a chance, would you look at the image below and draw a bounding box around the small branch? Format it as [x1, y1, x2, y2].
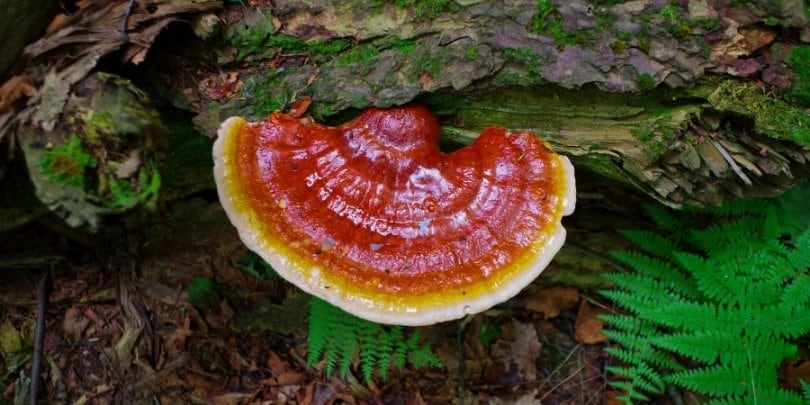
[30, 271, 51, 405]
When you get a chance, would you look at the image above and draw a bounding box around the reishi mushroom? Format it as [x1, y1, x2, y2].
[213, 104, 575, 326]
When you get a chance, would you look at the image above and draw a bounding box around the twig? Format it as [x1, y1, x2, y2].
[712, 139, 752, 185]
[121, 0, 137, 42]
[456, 320, 467, 401]
[537, 365, 586, 402]
[30, 271, 51, 405]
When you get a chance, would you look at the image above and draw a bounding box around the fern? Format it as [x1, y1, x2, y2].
[601, 182, 810, 404]
[306, 297, 441, 384]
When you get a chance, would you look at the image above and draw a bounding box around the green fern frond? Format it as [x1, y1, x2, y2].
[646, 301, 720, 331]
[610, 251, 680, 281]
[607, 363, 665, 394]
[668, 365, 749, 397]
[618, 229, 681, 259]
[789, 229, 810, 271]
[602, 187, 810, 403]
[610, 380, 652, 403]
[410, 343, 442, 368]
[376, 327, 395, 379]
[674, 252, 751, 305]
[645, 204, 689, 238]
[601, 273, 675, 302]
[801, 379, 810, 404]
[306, 297, 441, 384]
[776, 182, 810, 238]
[706, 388, 805, 405]
[651, 331, 726, 364]
[306, 297, 331, 366]
[690, 216, 763, 252]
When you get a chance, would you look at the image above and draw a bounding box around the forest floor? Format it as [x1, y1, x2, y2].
[0, 188, 629, 405]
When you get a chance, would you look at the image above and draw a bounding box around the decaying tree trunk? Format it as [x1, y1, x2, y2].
[1, 0, 809, 232]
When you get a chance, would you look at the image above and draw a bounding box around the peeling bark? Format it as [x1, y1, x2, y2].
[0, 0, 808, 230]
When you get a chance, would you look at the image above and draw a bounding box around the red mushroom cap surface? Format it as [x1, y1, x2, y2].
[213, 104, 575, 325]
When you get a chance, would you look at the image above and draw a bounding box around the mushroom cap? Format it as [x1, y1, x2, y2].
[213, 105, 575, 326]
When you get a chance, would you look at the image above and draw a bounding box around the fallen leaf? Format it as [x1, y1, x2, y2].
[491, 319, 542, 380]
[0, 320, 22, 354]
[783, 360, 810, 390]
[525, 286, 580, 319]
[261, 351, 306, 386]
[207, 72, 241, 101]
[164, 315, 192, 353]
[287, 96, 312, 118]
[574, 300, 608, 345]
[0, 76, 37, 114]
[605, 389, 623, 405]
[62, 306, 90, 340]
[210, 392, 255, 405]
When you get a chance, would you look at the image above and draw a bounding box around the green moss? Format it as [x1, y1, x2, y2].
[496, 48, 545, 85]
[245, 70, 293, 116]
[465, 44, 478, 61]
[106, 163, 161, 209]
[392, 0, 458, 19]
[338, 42, 381, 66]
[39, 135, 98, 188]
[84, 109, 114, 143]
[531, 1, 617, 49]
[415, 54, 443, 76]
[763, 16, 787, 27]
[187, 277, 220, 312]
[227, 13, 277, 60]
[630, 111, 683, 158]
[503, 48, 538, 70]
[787, 45, 810, 106]
[659, 5, 681, 23]
[388, 37, 417, 54]
[227, 10, 351, 63]
[709, 81, 810, 147]
[610, 40, 628, 53]
[637, 73, 656, 91]
[696, 17, 720, 32]
[631, 121, 656, 142]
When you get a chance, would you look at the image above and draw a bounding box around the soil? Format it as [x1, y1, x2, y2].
[0, 190, 618, 404]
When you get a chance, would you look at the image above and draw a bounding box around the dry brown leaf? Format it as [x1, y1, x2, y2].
[605, 389, 624, 405]
[164, 315, 192, 353]
[261, 351, 306, 386]
[62, 306, 90, 340]
[491, 319, 542, 380]
[287, 96, 312, 118]
[574, 300, 608, 345]
[210, 392, 255, 405]
[0, 76, 37, 114]
[524, 286, 580, 319]
[207, 72, 242, 101]
[783, 360, 810, 390]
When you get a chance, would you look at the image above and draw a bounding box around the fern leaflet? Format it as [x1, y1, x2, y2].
[306, 297, 441, 384]
[601, 183, 810, 404]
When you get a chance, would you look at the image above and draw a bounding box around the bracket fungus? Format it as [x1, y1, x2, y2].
[213, 104, 575, 326]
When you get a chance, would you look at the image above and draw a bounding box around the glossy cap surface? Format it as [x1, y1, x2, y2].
[213, 105, 575, 325]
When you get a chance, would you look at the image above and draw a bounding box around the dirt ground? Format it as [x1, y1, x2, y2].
[0, 188, 627, 404]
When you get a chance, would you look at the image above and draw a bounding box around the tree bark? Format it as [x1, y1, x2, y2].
[1, 0, 809, 230]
